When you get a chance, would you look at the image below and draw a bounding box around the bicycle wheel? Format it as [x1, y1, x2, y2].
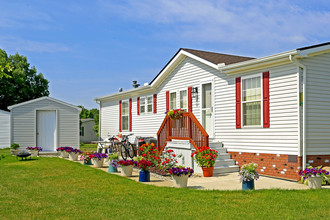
[121, 144, 127, 160]
[127, 143, 135, 159]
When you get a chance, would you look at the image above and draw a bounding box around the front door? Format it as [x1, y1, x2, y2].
[37, 110, 56, 151]
[201, 82, 213, 138]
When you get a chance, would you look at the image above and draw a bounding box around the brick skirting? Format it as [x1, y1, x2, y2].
[228, 152, 330, 180]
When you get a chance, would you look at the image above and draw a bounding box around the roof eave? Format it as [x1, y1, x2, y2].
[219, 50, 298, 74]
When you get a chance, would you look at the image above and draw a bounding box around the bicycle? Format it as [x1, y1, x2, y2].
[120, 134, 135, 160]
[108, 135, 120, 154]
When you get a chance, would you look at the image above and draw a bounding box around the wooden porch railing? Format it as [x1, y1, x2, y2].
[156, 112, 209, 154]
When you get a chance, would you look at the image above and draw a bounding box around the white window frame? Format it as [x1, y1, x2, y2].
[121, 99, 129, 131]
[146, 95, 153, 113]
[241, 73, 263, 128]
[139, 96, 153, 115]
[179, 89, 188, 111]
[140, 97, 146, 114]
[169, 91, 177, 110]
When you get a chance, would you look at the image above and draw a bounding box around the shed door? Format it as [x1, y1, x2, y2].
[37, 110, 56, 151]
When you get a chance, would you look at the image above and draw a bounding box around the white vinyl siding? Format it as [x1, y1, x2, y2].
[10, 98, 80, 150]
[100, 57, 300, 155]
[302, 52, 330, 155]
[0, 110, 10, 148]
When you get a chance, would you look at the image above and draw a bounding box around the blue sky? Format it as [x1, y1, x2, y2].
[1, 0, 329, 109]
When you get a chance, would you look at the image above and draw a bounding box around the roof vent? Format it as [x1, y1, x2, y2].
[144, 82, 149, 86]
[119, 88, 123, 92]
[132, 81, 140, 88]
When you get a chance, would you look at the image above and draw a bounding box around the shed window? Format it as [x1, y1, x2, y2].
[80, 126, 84, 136]
[242, 76, 261, 126]
[122, 101, 129, 131]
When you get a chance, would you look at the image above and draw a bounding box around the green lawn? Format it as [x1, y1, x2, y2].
[0, 148, 329, 219]
[79, 143, 97, 152]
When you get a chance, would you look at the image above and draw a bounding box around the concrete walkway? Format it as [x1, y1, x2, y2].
[71, 159, 330, 190]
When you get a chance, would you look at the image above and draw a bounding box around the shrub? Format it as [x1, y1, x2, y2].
[10, 143, 19, 150]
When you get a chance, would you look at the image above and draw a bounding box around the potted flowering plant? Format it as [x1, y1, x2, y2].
[108, 153, 119, 173]
[165, 109, 185, 120]
[26, 147, 42, 157]
[67, 148, 82, 161]
[90, 152, 107, 168]
[159, 149, 182, 172]
[117, 160, 136, 177]
[299, 166, 329, 189]
[239, 163, 259, 190]
[56, 147, 73, 158]
[191, 146, 218, 177]
[139, 143, 161, 166]
[79, 151, 93, 165]
[169, 166, 194, 188]
[137, 159, 153, 182]
[10, 143, 20, 155]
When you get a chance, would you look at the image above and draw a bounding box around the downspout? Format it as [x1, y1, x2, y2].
[96, 100, 101, 141]
[289, 54, 306, 169]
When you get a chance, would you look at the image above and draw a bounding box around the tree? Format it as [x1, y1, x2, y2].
[78, 105, 99, 136]
[0, 49, 49, 110]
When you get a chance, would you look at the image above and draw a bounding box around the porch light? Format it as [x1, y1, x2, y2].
[192, 87, 198, 94]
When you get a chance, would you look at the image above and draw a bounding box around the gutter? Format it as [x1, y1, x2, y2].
[289, 54, 306, 170]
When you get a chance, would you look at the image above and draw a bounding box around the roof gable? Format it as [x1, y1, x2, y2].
[8, 96, 82, 111]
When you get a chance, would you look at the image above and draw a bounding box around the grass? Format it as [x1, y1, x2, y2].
[0, 148, 329, 219]
[79, 143, 97, 152]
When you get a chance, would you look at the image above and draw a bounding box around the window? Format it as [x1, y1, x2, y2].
[140, 97, 145, 114]
[121, 100, 129, 130]
[80, 126, 84, 136]
[180, 90, 187, 111]
[147, 96, 153, 113]
[170, 92, 176, 110]
[242, 76, 261, 126]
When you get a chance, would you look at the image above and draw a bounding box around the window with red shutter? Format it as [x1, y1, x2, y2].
[263, 71, 270, 128]
[166, 91, 169, 112]
[235, 77, 241, 129]
[129, 98, 132, 131]
[188, 87, 192, 112]
[119, 100, 122, 132]
[153, 94, 157, 113]
[137, 97, 140, 115]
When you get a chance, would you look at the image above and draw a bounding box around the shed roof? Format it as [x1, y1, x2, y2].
[8, 96, 82, 111]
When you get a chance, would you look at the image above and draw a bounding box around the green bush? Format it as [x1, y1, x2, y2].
[10, 143, 20, 150]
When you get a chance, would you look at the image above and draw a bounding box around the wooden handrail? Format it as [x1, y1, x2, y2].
[157, 112, 209, 155]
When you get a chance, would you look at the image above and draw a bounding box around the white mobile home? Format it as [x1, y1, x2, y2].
[0, 110, 10, 149]
[8, 97, 81, 152]
[95, 42, 330, 180]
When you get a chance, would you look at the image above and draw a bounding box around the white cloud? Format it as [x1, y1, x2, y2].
[99, 0, 330, 55]
[0, 37, 69, 53]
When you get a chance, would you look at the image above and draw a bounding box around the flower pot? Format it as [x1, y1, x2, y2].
[172, 174, 189, 188]
[29, 150, 38, 157]
[242, 180, 255, 190]
[139, 170, 150, 182]
[307, 176, 322, 189]
[108, 165, 118, 173]
[121, 165, 133, 177]
[84, 160, 92, 165]
[93, 158, 104, 168]
[202, 167, 214, 177]
[69, 153, 79, 161]
[59, 151, 69, 158]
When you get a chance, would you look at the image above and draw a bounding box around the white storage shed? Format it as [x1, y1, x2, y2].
[0, 110, 10, 149]
[8, 97, 81, 152]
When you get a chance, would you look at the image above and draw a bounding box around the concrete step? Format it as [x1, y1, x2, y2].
[209, 141, 223, 148]
[213, 147, 227, 154]
[39, 151, 58, 156]
[213, 165, 240, 174]
[217, 153, 231, 160]
[215, 159, 236, 166]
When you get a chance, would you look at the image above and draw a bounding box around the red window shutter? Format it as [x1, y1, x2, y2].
[119, 100, 122, 132]
[137, 97, 140, 115]
[236, 77, 241, 129]
[166, 91, 169, 111]
[153, 94, 157, 113]
[263, 71, 270, 128]
[129, 98, 132, 131]
[188, 87, 192, 112]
